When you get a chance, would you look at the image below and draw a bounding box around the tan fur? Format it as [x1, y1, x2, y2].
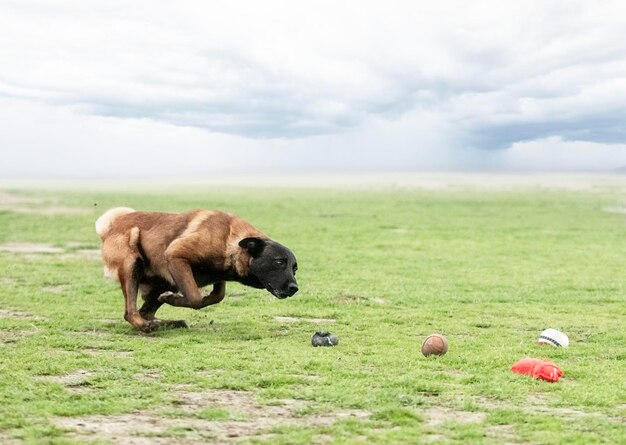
[95, 207, 136, 239]
[100, 209, 265, 283]
[97, 208, 267, 332]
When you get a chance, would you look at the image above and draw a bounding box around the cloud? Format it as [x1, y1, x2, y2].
[1, 1, 422, 137]
[1, 1, 626, 176]
[500, 137, 626, 171]
[0, 96, 459, 178]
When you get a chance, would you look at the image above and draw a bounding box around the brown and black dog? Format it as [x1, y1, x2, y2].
[96, 208, 298, 332]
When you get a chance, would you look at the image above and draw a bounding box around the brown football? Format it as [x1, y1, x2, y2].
[421, 334, 449, 356]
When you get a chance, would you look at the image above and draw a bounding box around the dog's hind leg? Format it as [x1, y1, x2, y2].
[138, 282, 188, 329]
[119, 257, 156, 332]
[138, 283, 165, 320]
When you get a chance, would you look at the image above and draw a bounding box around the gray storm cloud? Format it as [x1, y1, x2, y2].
[1, 1, 626, 177]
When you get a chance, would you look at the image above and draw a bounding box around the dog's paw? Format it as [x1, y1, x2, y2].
[157, 291, 182, 303]
[140, 320, 162, 333]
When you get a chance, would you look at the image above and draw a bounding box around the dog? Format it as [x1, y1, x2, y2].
[96, 208, 298, 332]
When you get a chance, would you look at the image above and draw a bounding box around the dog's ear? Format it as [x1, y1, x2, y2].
[239, 237, 266, 257]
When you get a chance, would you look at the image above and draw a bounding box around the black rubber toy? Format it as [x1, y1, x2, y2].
[311, 331, 339, 347]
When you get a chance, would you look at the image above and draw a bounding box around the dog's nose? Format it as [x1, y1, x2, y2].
[288, 283, 299, 295]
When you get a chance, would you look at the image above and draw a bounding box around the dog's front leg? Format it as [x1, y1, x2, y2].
[158, 256, 206, 309]
[159, 281, 225, 308]
[201, 281, 226, 306]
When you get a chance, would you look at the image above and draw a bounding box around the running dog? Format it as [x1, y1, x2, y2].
[96, 208, 298, 332]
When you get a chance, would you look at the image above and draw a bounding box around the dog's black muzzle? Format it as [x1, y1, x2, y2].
[268, 282, 299, 299]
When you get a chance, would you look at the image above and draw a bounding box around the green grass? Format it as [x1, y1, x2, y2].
[1, 182, 625, 444]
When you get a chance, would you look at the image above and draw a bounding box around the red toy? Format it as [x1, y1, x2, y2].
[511, 358, 563, 382]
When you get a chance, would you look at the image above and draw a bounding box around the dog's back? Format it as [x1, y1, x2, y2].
[96, 208, 263, 283]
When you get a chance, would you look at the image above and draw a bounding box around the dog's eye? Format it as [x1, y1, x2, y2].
[274, 259, 286, 266]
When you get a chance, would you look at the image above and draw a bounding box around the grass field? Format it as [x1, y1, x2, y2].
[1, 175, 625, 444]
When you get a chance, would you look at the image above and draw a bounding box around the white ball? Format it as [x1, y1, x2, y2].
[538, 328, 569, 347]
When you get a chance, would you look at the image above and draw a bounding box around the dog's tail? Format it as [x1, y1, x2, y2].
[95, 207, 136, 240]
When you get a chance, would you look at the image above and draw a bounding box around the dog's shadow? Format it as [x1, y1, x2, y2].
[100, 318, 267, 342]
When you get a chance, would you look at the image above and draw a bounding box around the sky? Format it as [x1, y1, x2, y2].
[1, 0, 626, 178]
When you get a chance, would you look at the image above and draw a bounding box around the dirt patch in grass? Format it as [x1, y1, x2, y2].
[0, 191, 42, 205]
[0, 309, 46, 321]
[135, 369, 163, 381]
[423, 434, 445, 443]
[0, 192, 90, 215]
[63, 242, 102, 260]
[82, 347, 133, 358]
[487, 424, 517, 440]
[274, 316, 336, 324]
[0, 328, 38, 344]
[0, 242, 100, 261]
[65, 242, 93, 249]
[474, 396, 509, 410]
[41, 369, 95, 385]
[424, 406, 486, 427]
[50, 347, 133, 359]
[337, 294, 385, 305]
[526, 395, 608, 419]
[0, 242, 64, 254]
[40, 370, 96, 393]
[172, 389, 264, 414]
[0, 309, 30, 318]
[55, 414, 197, 445]
[8, 206, 91, 215]
[0, 431, 21, 445]
[42, 284, 71, 294]
[475, 395, 623, 423]
[54, 388, 370, 443]
[65, 249, 102, 260]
